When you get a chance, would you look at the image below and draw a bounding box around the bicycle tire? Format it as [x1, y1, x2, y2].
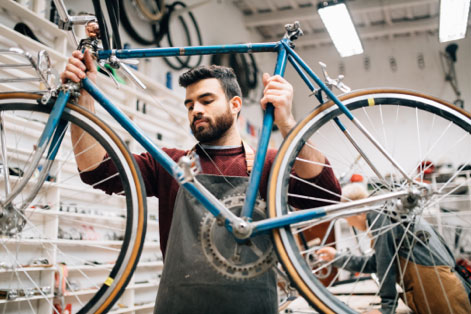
[119, 0, 163, 46]
[0, 93, 147, 314]
[268, 89, 471, 313]
[158, 1, 203, 70]
[135, 0, 165, 22]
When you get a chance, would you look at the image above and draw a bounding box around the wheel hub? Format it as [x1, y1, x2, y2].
[0, 205, 26, 235]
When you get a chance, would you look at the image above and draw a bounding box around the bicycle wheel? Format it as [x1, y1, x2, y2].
[269, 89, 471, 313]
[0, 93, 147, 314]
[135, 0, 165, 22]
[158, 1, 203, 70]
[119, 0, 163, 45]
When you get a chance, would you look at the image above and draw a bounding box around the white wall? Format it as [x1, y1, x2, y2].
[288, 33, 471, 119]
[60, 0, 275, 146]
[284, 31, 471, 169]
[54, 2, 471, 150]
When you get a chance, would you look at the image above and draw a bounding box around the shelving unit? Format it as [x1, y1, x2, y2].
[0, 1, 192, 313]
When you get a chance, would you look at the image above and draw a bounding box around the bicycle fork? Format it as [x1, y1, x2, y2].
[0, 90, 70, 213]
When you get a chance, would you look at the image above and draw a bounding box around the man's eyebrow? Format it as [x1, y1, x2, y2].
[184, 92, 215, 106]
[184, 99, 192, 106]
[198, 92, 215, 100]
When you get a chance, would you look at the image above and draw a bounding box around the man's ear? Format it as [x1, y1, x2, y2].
[230, 96, 242, 115]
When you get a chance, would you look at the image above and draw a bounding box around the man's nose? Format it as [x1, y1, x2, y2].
[192, 102, 205, 114]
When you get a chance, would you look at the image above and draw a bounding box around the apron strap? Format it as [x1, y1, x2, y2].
[189, 140, 254, 175]
[242, 140, 254, 175]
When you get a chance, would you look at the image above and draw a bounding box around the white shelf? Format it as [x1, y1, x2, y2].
[63, 280, 159, 298]
[127, 281, 159, 290]
[0, 176, 58, 190]
[0, 0, 66, 39]
[38, 209, 127, 225]
[0, 294, 54, 304]
[63, 264, 114, 271]
[0, 266, 55, 273]
[109, 302, 155, 313]
[135, 261, 163, 269]
[0, 1, 188, 312]
[143, 242, 159, 249]
[0, 24, 67, 63]
[64, 288, 98, 297]
[1, 237, 122, 246]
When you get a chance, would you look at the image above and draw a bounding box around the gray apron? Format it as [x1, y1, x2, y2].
[154, 175, 277, 314]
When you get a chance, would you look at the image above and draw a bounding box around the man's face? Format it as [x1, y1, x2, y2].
[184, 78, 235, 143]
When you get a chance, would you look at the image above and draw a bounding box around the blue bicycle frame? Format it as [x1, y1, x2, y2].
[47, 37, 409, 239]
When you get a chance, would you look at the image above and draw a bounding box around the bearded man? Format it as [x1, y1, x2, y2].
[61, 51, 341, 314]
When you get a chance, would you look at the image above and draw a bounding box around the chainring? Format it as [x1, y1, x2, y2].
[199, 194, 277, 280]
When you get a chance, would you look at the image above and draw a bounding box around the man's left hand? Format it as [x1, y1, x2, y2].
[260, 73, 296, 136]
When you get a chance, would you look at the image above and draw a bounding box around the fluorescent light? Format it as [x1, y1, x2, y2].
[318, 1, 363, 57]
[439, 0, 470, 42]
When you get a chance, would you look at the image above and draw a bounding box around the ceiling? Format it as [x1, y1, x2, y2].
[232, 0, 443, 48]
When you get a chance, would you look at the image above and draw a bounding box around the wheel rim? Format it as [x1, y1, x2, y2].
[270, 90, 471, 313]
[0, 95, 147, 314]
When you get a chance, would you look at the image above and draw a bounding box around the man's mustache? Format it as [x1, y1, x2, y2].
[192, 116, 210, 127]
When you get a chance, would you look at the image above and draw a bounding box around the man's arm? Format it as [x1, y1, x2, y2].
[260, 74, 325, 179]
[60, 49, 106, 171]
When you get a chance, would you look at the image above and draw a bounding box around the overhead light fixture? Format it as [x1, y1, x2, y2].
[439, 0, 470, 42]
[318, 0, 363, 57]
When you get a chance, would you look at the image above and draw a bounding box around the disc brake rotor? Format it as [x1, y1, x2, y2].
[199, 194, 277, 280]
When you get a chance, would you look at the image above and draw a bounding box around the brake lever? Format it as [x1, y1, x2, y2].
[319, 62, 351, 93]
[106, 55, 147, 90]
[119, 62, 147, 90]
[97, 60, 120, 89]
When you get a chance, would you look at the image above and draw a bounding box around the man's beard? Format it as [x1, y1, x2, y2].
[191, 108, 234, 143]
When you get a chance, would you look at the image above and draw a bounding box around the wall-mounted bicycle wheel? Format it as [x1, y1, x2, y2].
[269, 89, 471, 313]
[158, 1, 203, 70]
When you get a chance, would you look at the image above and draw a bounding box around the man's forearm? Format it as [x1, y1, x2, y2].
[70, 91, 106, 171]
[278, 120, 325, 179]
[293, 140, 325, 178]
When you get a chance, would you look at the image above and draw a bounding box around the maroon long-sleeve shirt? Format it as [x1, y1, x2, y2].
[80, 145, 341, 256]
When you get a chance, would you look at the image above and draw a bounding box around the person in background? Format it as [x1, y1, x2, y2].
[317, 183, 471, 314]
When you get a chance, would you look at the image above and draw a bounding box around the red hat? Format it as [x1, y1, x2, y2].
[350, 174, 364, 182]
[418, 161, 435, 175]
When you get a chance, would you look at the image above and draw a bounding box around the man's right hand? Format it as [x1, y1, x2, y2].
[316, 247, 337, 262]
[64, 49, 106, 171]
[60, 49, 97, 84]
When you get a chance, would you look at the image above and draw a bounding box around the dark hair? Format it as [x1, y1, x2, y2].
[179, 65, 242, 100]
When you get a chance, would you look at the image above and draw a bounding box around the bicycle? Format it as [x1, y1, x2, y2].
[1, 0, 471, 313]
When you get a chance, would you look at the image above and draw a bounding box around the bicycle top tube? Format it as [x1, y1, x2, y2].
[97, 42, 280, 60]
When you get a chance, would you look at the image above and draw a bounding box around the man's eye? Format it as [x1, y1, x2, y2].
[187, 106, 193, 111]
[203, 100, 213, 105]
